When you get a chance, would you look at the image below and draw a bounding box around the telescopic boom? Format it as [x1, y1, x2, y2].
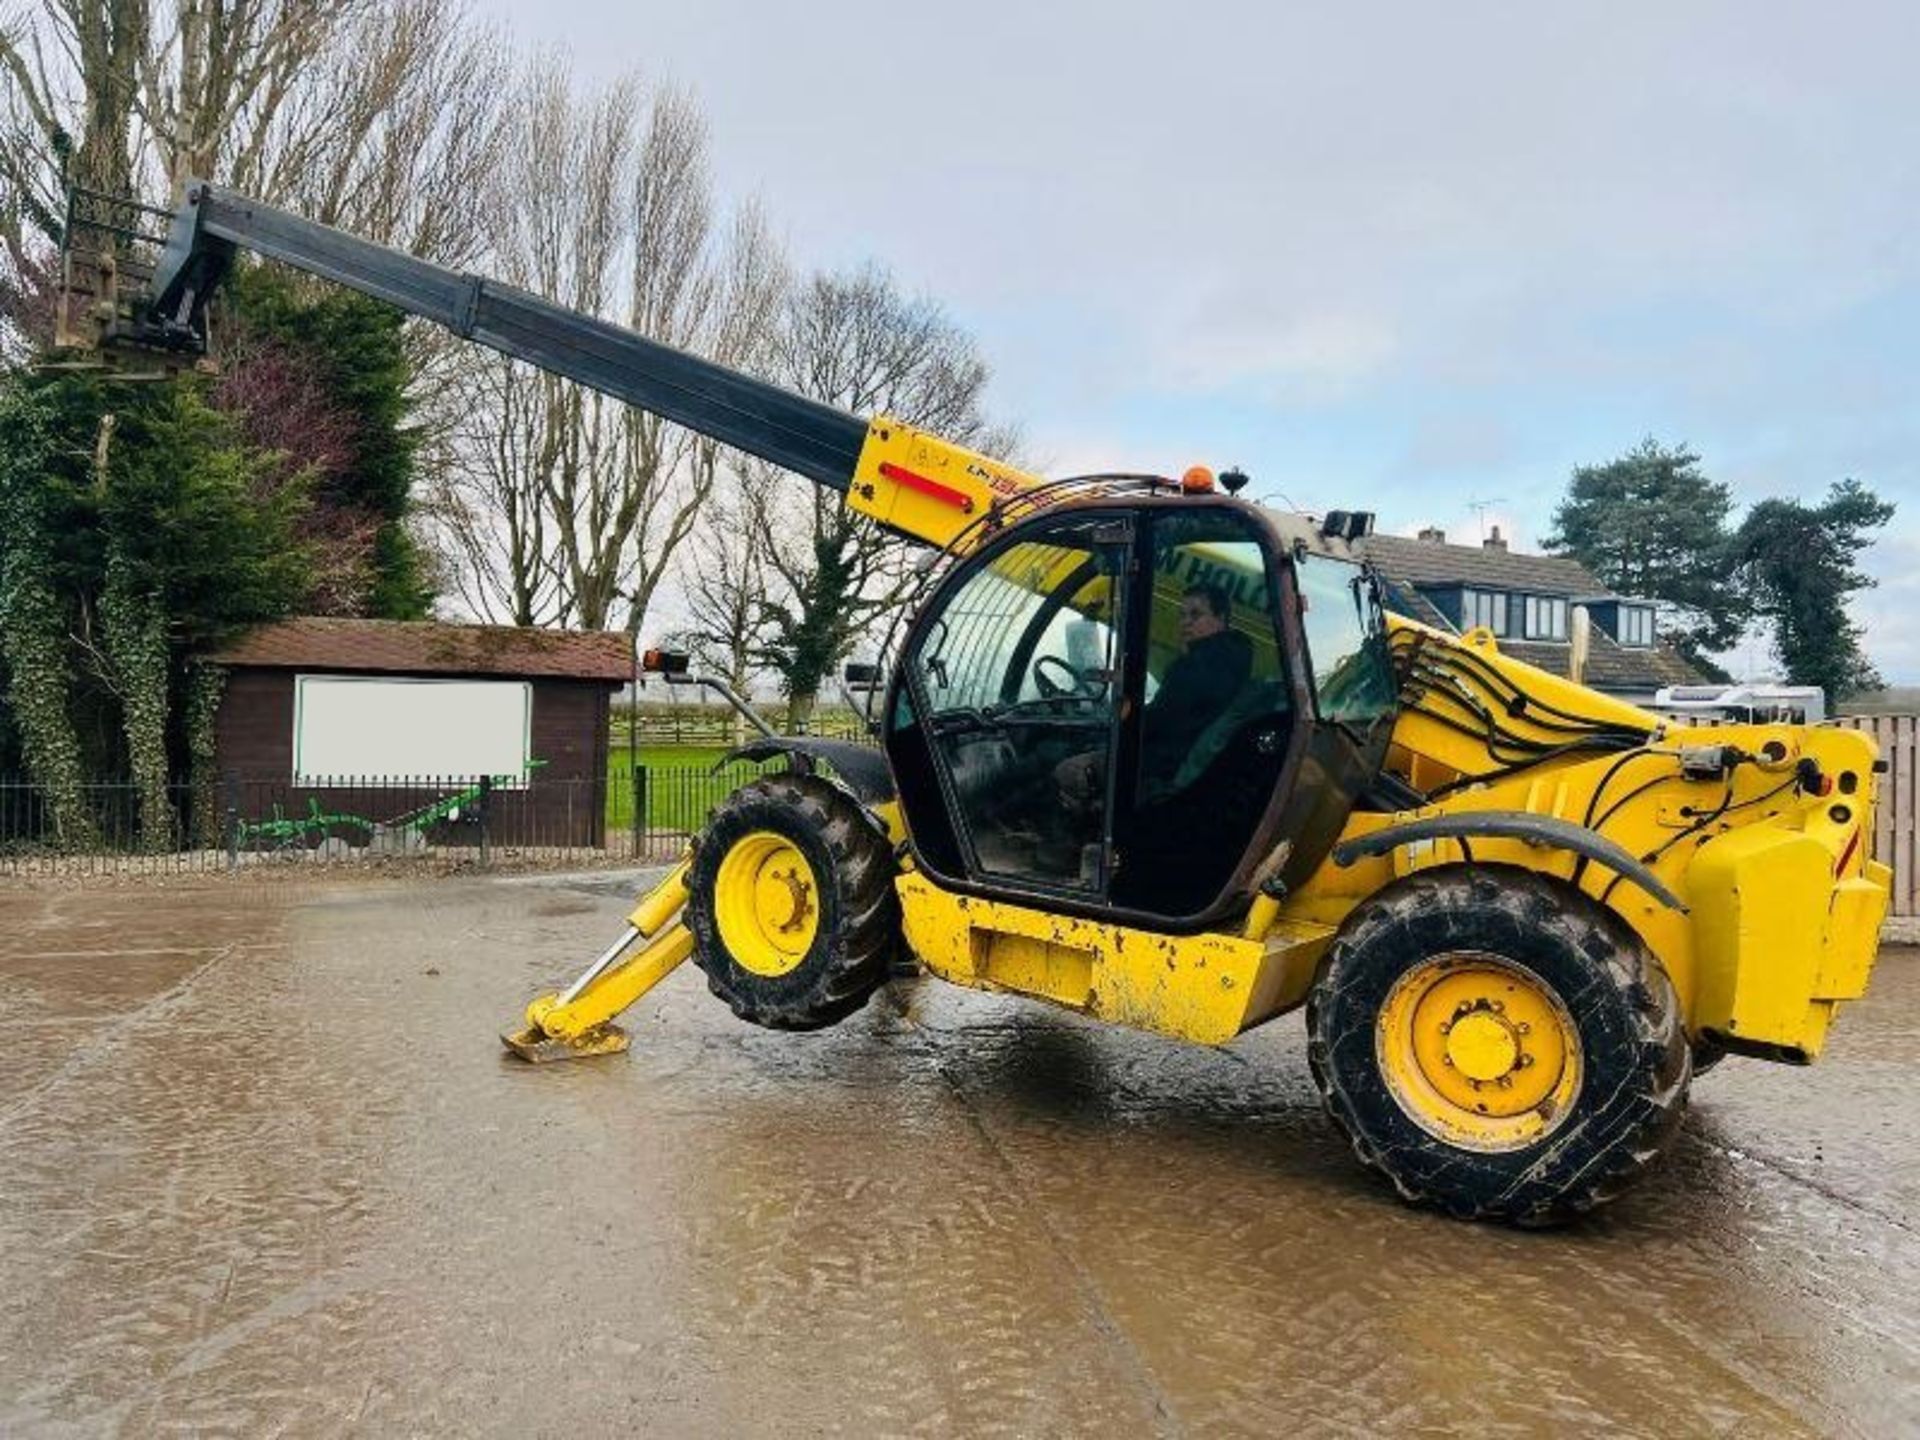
[77, 181, 1042, 548]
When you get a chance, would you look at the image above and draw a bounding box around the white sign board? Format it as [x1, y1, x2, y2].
[293, 676, 532, 783]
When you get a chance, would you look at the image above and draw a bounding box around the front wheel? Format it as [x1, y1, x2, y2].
[1308, 868, 1689, 1226]
[685, 772, 900, 1030]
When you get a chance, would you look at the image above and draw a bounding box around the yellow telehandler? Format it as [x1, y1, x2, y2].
[62, 182, 1891, 1224]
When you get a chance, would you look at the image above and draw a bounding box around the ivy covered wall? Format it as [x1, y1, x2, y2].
[0, 259, 435, 846]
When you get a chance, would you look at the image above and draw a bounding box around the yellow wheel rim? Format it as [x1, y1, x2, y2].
[1375, 952, 1582, 1152]
[713, 831, 820, 977]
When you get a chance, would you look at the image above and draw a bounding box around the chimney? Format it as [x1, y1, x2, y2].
[1483, 525, 1508, 552]
[1417, 526, 1446, 543]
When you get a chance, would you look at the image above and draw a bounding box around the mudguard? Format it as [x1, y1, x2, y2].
[723, 737, 896, 805]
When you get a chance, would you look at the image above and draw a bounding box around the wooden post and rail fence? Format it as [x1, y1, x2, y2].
[1839, 714, 1917, 923]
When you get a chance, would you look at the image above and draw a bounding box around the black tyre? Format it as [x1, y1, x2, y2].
[1307, 867, 1689, 1226]
[685, 772, 899, 1030]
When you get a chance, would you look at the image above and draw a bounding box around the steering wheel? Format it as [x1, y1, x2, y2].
[1032, 654, 1091, 700]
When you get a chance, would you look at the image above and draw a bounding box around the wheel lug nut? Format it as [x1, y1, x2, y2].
[1517, 1022, 1530, 1035]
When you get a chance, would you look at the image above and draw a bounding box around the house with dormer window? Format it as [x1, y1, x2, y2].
[1359, 525, 1705, 703]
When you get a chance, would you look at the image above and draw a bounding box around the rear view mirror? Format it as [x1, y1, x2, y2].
[843, 662, 881, 687]
[641, 648, 690, 675]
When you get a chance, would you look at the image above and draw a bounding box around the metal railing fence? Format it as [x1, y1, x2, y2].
[5, 727, 1912, 915]
[0, 763, 784, 877]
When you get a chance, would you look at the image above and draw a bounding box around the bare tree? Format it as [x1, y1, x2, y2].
[611, 201, 785, 638]
[427, 62, 784, 638]
[223, 0, 503, 260]
[428, 353, 561, 623]
[1, 1, 367, 246]
[0, 2, 146, 209]
[749, 263, 1014, 729]
[1, 0, 150, 352]
[140, 1, 366, 192]
[1, 0, 505, 357]
[672, 468, 771, 742]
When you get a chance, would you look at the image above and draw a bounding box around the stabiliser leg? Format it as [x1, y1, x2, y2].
[502, 857, 693, 1063]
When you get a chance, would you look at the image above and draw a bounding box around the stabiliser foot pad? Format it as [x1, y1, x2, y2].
[500, 1023, 631, 1063]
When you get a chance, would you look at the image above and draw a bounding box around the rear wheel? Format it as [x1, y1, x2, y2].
[686, 773, 899, 1030]
[1308, 868, 1689, 1226]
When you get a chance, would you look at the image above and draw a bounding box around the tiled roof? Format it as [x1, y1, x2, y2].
[1377, 575, 1454, 630]
[1361, 532, 1706, 695]
[207, 618, 634, 682]
[1360, 532, 1602, 594]
[1500, 636, 1700, 693]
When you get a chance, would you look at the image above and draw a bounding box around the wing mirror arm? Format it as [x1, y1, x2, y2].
[839, 661, 886, 734]
[639, 648, 775, 739]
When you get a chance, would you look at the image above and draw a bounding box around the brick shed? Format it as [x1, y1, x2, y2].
[204, 618, 633, 849]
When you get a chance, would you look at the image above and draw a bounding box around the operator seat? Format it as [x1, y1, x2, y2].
[1113, 678, 1293, 915]
[1168, 678, 1290, 794]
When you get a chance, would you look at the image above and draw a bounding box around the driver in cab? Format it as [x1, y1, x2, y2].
[1057, 582, 1252, 810]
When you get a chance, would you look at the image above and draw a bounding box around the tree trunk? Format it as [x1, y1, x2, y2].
[121, 604, 174, 853]
[101, 553, 175, 852]
[728, 657, 751, 747]
[785, 689, 817, 736]
[0, 395, 97, 848]
[0, 585, 99, 849]
[93, 416, 173, 852]
[185, 664, 227, 849]
[72, 0, 147, 197]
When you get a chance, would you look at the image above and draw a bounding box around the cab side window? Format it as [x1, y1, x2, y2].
[1137, 517, 1285, 801]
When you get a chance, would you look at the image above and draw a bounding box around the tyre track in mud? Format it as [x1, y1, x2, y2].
[1, 881, 1914, 1436]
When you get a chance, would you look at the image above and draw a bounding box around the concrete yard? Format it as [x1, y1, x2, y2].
[2, 874, 1916, 1436]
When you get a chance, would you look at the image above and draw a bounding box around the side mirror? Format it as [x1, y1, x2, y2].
[843, 661, 881, 687]
[641, 648, 690, 675]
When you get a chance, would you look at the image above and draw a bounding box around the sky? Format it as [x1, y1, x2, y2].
[478, 0, 1919, 682]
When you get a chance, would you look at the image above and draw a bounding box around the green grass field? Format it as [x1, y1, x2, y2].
[604, 735, 880, 837]
[606, 744, 773, 834]
[614, 744, 735, 770]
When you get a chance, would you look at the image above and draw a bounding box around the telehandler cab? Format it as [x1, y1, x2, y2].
[59, 183, 1892, 1224]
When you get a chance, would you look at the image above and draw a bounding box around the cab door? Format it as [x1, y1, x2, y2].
[886, 514, 1131, 895]
[1109, 509, 1297, 916]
